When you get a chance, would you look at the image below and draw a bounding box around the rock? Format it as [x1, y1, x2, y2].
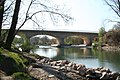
[48, 74, 55, 78]
[106, 68, 111, 73]
[77, 66, 82, 71]
[96, 67, 104, 71]
[95, 70, 102, 78]
[79, 69, 86, 76]
[66, 67, 72, 71]
[86, 69, 102, 79]
[72, 64, 77, 70]
[111, 72, 120, 80]
[86, 68, 95, 75]
[60, 66, 66, 70]
[60, 66, 67, 72]
[68, 62, 73, 67]
[50, 61, 57, 66]
[62, 60, 69, 64]
[56, 63, 62, 66]
[116, 76, 120, 80]
[86, 74, 97, 79]
[56, 60, 63, 63]
[100, 72, 110, 80]
[77, 64, 86, 71]
[100, 68, 111, 73]
[40, 58, 46, 63]
[0, 70, 6, 77]
[27, 65, 33, 72]
[40, 58, 50, 63]
[52, 66, 60, 69]
[0, 76, 13, 80]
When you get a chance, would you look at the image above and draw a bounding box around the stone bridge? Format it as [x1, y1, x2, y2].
[17, 30, 98, 46]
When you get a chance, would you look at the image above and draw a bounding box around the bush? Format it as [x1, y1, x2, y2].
[13, 33, 37, 53]
[104, 30, 120, 46]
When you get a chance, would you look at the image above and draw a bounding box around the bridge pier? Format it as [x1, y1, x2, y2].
[57, 38, 66, 47]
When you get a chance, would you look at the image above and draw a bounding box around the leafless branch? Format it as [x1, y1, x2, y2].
[14, 0, 73, 35]
[4, 0, 15, 12]
[14, 0, 35, 35]
[105, 0, 120, 17]
[104, 0, 120, 17]
[30, 18, 41, 28]
[104, 19, 120, 23]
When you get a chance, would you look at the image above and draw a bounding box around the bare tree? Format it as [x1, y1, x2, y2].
[0, 0, 73, 50]
[5, 0, 21, 49]
[0, 0, 5, 40]
[104, 0, 120, 17]
[102, 0, 120, 28]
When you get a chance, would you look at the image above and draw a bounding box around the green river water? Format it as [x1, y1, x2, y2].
[31, 46, 120, 72]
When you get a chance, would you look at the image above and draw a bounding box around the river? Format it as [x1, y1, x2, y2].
[31, 46, 120, 72]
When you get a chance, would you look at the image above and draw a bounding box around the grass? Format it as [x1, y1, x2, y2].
[0, 48, 28, 75]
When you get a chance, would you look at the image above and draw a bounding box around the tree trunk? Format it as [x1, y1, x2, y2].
[118, 0, 120, 12]
[0, 0, 4, 41]
[5, 0, 21, 50]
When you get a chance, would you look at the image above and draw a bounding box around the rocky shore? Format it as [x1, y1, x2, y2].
[26, 55, 120, 80]
[1, 52, 120, 80]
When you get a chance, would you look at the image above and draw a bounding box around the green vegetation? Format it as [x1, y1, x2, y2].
[93, 23, 120, 48]
[104, 29, 120, 46]
[13, 33, 37, 52]
[65, 36, 83, 45]
[30, 36, 58, 45]
[0, 48, 28, 75]
[103, 23, 120, 46]
[12, 72, 33, 80]
[92, 27, 106, 47]
[98, 27, 106, 47]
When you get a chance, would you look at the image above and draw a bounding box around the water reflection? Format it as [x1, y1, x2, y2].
[32, 46, 120, 72]
[32, 46, 58, 58]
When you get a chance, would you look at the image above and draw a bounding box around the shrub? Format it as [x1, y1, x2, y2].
[104, 30, 120, 46]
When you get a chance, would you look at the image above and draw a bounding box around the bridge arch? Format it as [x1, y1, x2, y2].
[17, 30, 98, 46]
[29, 35, 60, 45]
[17, 32, 63, 45]
[64, 35, 92, 45]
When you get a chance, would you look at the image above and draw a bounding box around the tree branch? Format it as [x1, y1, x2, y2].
[104, 0, 120, 17]
[14, 0, 73, 36]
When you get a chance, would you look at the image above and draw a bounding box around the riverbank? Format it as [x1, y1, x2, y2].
[0, 49, 120, 80]
[28, 56, 120, 80]
[102, 46, 120, 51]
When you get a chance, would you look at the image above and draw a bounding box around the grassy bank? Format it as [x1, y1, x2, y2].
[0, 48, 36, 80]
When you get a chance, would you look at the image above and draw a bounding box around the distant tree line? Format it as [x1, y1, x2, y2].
[30, 36, 58, 45]
[93, 23, 120, 47]
[93, 0, 120, 47]
[65, 36, 83, 45]
[103, 23, 120, 46]
[30, 36, 84, 45]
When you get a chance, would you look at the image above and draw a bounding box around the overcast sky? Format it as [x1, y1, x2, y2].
[19, 0, 118, 32]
